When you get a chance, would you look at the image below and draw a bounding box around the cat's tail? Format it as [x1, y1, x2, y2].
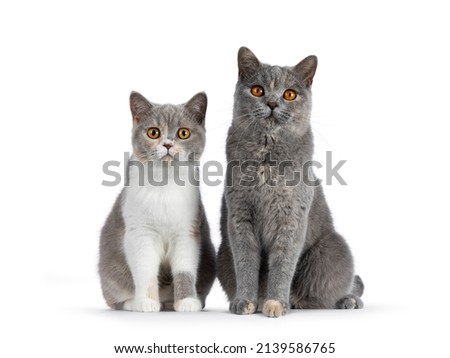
[351, 275, 364, 297]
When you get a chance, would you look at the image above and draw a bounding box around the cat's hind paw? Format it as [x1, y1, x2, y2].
[174, 297, 202, 312]
[230, 298, 257, 315]
[123, 298, 161, 312]
[262, 299, 288, 318]
[335, 294, 364, 309]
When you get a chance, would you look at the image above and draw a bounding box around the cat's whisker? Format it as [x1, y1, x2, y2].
[207, 119, 232, 131]
[230, 114, 260, 142]
[310, 126, 333, 151]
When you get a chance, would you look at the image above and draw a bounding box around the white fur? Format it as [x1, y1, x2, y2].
[174, 297, 202, 312]
[122, 158, 200, 312]
[123, 298, 160, 312]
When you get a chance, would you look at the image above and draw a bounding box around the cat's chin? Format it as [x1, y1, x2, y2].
[161, 154, 174, 162]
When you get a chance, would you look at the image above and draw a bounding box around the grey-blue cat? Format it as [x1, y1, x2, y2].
[217, 47, 364, 317]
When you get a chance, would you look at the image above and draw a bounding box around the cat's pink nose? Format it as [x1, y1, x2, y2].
[267, 101, 278, 110]
[163, 143, 173, 150]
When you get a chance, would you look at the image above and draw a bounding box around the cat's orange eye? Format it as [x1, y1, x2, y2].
[147, 127, 160, 139]
[283, 89, 297, 101]
[177, 128, 191, 140]
[251, 85, 264, 97]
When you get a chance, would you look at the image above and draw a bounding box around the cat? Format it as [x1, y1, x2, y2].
[217, 47, 364, 317]
[99, 91, 216, 312]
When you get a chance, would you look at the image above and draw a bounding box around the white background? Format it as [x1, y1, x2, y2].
[1, 0, 449, 357]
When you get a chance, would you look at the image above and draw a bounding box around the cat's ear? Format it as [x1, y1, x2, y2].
[294, 55, 318, 87]
[185, 92, 207, 125]
[238, 47, 261, 79]
[130, 91, 153, 124]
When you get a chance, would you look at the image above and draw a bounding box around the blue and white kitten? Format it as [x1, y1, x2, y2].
[99, 91, 216, 312]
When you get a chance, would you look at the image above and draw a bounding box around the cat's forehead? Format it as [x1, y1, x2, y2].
[142, 104, 189, 127]
[255, 64, 299, 88]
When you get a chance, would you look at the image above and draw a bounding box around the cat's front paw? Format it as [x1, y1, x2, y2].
[123, 298, 161, 312]
[230, 298, 257, 315]
[174, 297, 202, 312]
[262, 299, 288, 318]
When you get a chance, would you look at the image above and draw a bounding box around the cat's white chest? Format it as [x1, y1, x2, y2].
[122, 164, 199, 237]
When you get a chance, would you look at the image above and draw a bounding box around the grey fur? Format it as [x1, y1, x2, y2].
[173, 272, 196, 301]
[217, 47, 364, 317]
[98, 92, 216, 310]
